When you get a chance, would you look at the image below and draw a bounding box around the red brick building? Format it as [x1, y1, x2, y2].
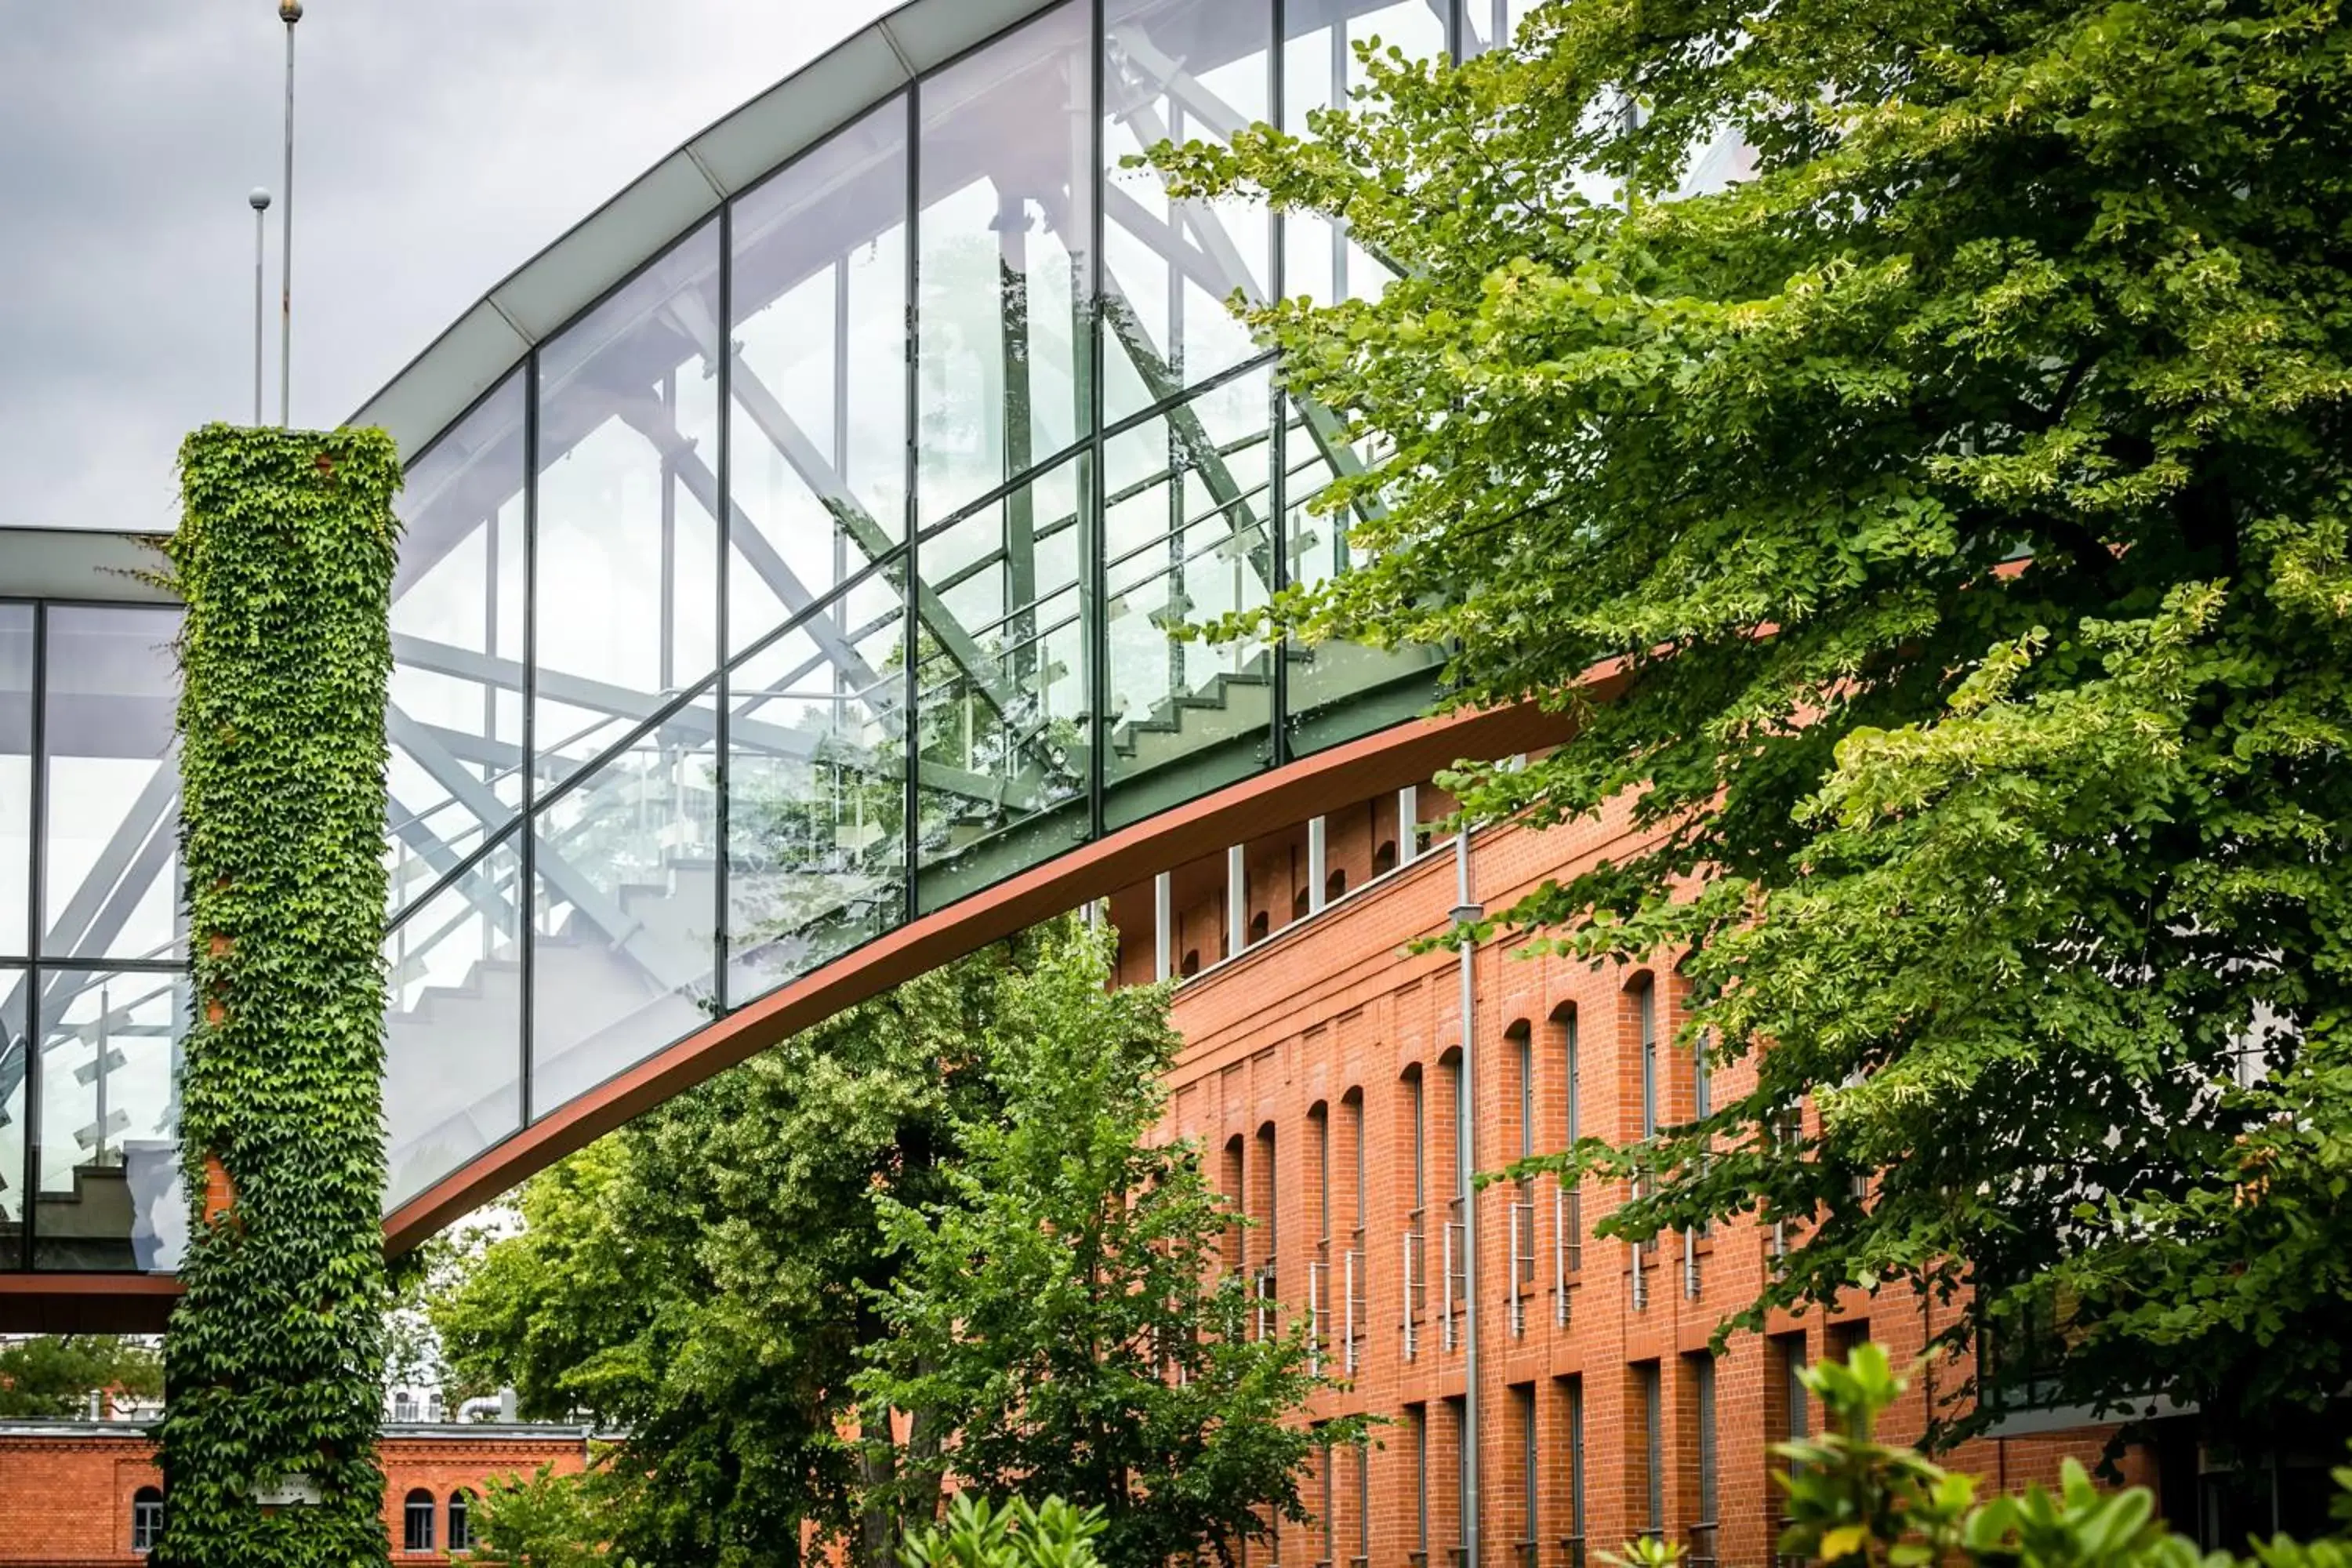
[1110, 779, 2147, 1568]
[0, 1421, 593, 1566]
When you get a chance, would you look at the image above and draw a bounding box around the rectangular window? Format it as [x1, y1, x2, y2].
[1515, 1382, 1540, 1564]
[1688, 1353, 1719, 1568]
[1638, 1362, 1664, 1537]
[1638, 984, 1658, 1138]
[1829, 1319, 1871, 1364]
[1559, 1375, 1587, 1568]
[1446, 1394, 1470, 1563]
[1320, 1431, 1336, 1568]
[1411, 1403, 1430, 1560]
[1356, 1440, 1371, 1567]
[1516, 1025, 1535, 1159]
[1563, 1007, 1581, 1145]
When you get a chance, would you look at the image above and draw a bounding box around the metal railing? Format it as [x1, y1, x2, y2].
[1560, 1538, 1588, 1568]
[1553, 1185, 1581, 1326]
[1687, 1523, 1720, 1568]
[1508, 1184, 1537, 1336]
[1343, 1246, 1365, 1374]
[1253, 1263, 1278, 1342]
[1403, 1208, 1428, 1360]
[1307, 1258, 1328, 1376]
[1684, 1227, 1702, 1300]
[1442, 1196, 1467, 1352]
[1515, 1542, 1541, 1568]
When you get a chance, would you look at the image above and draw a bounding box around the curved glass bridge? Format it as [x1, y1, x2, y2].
[0, 0, 1738, 1323]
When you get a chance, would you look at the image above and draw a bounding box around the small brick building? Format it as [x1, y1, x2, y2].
[0, 1421, 593, 1565]
[1109, 779, 2149, 1568]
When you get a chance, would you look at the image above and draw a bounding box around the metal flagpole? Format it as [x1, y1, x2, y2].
[249, 188, 271, 425]
[278, 1, 303, 427]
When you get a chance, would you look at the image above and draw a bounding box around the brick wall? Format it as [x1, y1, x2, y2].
[0, 1426, 590, 1566]
[1127, 783, 2152, 1568]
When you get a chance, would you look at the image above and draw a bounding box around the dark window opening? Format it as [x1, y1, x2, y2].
[1251, 909, 1271, 942]
[132, 1488, 163, 1555]
[1181, 949, 1200, 977]
[1373, 839, 1398, 876]
[1294, 886, 1312, 921]
[449, 1490, 474, 1553]
[1327, 869, 1348, 902]
[404, 1488, 436, 1552]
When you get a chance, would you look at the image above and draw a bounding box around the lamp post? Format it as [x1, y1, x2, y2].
[248, 188, 271, 426]
[278, 0, 302, 428]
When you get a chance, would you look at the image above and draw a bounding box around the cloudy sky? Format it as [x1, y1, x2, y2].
[0, 1, 896, 533]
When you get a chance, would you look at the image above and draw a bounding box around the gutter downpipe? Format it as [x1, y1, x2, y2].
[1453, 826, 1483, 1568]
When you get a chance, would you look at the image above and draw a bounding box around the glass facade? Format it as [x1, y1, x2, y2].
[0, 604, 187, 1272]
[20, 0, 1735, 1257]
[368, 0, 1472, 1214]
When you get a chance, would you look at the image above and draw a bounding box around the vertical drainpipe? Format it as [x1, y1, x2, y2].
[1451, 826, 1484, 1568]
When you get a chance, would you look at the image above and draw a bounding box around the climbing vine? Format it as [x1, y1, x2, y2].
[155, 425, 401, 1567]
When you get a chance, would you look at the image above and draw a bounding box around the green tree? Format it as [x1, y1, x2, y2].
[430, 933, 1030, 1568]
[0, 1334, 163, 1417]
[1150, 0, 2352, 1442]
[857, 923, 1368, 1568]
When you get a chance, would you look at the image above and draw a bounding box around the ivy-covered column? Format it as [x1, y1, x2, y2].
[156, 426, 401, 1568]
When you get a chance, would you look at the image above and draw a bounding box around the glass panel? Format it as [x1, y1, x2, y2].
[728, 569, 907, 1004]
[1281, 0, 1442, 306]
[1102, 370, 1275, 827]
[0, 606, 30, 958]
[1101, 0, 1273, 423]
[1281, 397, 1443, 753]
[32, 967, 186, 1272]
[915, 456, 1093, 911]
[388, 372, 529, 916]
[729, 97, 910, 655]
[535, 221, 724, 793]
[917, 1, 1095, 527]
[529, 695, 719, 1114]
[1461, 0, 1538, 54]
[42, 607, 183, 964]
[0, 969, 25, 1268]
[385, 837, 523, 1209]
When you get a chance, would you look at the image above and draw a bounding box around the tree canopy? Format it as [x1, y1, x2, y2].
[431, 919, 1352, 1567]
[0, 1334, 162, 1418]
[1152, 0, 2352, 1439]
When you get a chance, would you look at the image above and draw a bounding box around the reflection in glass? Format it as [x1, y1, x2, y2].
[728, 569, 907, 1004]
[1461, 0, 1540, 54]
[1102, 370, 1275, 826]
[530, 696, 719, 1112]
[0, 971, 24, 1266]
[384, 838, 523, 1208]
[388, 372, 528, 914]
[730, 97, 909, 655]
[42, 608, 183, 964]
[0, 607, 29, 957]
[919, 1, 1095, 527]
[1282, 396, 1443, 753]
[535, 223, 724, 792]
[916, 456, 1094, 910]
[32, 968, 185, 1272]
[1283, 0, 1441, 307]
[1100, 0, 1272, 424]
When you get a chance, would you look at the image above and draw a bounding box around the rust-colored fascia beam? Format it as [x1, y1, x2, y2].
[0, 1272, 182, 1335]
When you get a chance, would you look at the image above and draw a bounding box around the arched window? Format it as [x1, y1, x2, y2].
[404, 1488, 436, 1552]
[1293, 885, 1311, 921]
[131, 1487, 163, 1554]
[1180, 948, 1200, 978]
[1326, 868, 1348, 903]
[1372, 839, 1398, 877]
[1250, 908, 1270, 942]
[448, 1490, 475, 1553]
